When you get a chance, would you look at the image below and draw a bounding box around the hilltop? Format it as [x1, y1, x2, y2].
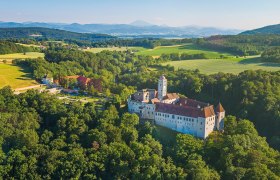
[0, 27, 114, 41]
[241, 23, 280, 35]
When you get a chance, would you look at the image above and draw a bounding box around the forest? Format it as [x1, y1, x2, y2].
[262, 47, 280, 63]
[0, 41, 39, 54]
[195, 35, 280, 56]
[0, 86, 279, 179]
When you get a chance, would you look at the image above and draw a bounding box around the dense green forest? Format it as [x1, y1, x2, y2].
[262, 47, 280, 63]
[0, 41, 39, 54]
[0, 27, 114, 42]
[195, 35, 280, 56]
[0, 87, 279, 179]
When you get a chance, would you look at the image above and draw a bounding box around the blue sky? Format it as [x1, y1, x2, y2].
[0, 0, 280, 30]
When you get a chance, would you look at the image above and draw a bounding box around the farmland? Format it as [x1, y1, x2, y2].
[0, 52, 44, 63]
[161, 56, 280, 74]
[134, 43, 232, 58]
[84, 46, 139, 53]
[0, 63, 38, 89]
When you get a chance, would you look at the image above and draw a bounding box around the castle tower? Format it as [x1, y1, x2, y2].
[215, 103, 225, 131]
[158, 75, 167, 101]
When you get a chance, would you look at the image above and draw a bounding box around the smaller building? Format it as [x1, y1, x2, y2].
[58, 75, 103, 92]
[42, 75, 53, 86]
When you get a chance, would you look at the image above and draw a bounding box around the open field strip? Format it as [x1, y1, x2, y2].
[0, 64, 38, 89]
[84, 46, 138, 53]
[16, 43, 41, 47]
[0, 52, 44, 63]
[162, 57, 280, 74]
[135, 43, 233, 58]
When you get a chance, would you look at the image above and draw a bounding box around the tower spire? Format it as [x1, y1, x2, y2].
[158, 75, 167, 101]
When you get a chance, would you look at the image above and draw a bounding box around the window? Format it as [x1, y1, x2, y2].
[172, 115, 175, 119]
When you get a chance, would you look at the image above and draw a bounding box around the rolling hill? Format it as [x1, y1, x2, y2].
[0, 27, 114, 41]
[241, 24, 280, 35]
[0, 21, 242, 38]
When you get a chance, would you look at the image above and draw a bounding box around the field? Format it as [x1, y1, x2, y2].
[135, 44, 232, 58]
[0, 52, 44, 63]
[16, 43, 41, 47]
[0, 64, 38, 89]
[84, 46, 138, 53]
[161, 57, 280, 74]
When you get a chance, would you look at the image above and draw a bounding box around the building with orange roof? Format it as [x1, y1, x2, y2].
[128, 75, 225, 139]
[59, 75, 102, 92]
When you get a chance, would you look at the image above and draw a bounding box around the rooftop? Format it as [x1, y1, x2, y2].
[156, 102, 216, 118]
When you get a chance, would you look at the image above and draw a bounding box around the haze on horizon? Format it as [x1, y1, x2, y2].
[1, 0, 280, 30]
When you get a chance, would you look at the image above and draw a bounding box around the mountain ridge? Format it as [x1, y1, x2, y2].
[0, 21, 242, 37]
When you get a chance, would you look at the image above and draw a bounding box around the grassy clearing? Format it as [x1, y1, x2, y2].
[135, 43, 232, 58]
[162, 57, 280, 74]
[84, 46, 138, 53]
[0, 64, 38, 89]
[16, 43, 41, 48]
[0, 52, 44, 63]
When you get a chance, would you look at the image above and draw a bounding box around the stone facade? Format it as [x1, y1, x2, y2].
[127, 75, 225, 139]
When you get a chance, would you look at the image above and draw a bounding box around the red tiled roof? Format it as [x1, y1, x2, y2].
[155, 102, 215, 118]
[89, 78, 102, 92]
[216, 103, 225, 112]
[164, 93, 179, 100]
[150, 98, 160, 104]
[179, 98, 209, 108]
[77, 76, 91, 85]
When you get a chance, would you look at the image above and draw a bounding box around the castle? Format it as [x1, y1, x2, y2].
[127, 75, 225, 139]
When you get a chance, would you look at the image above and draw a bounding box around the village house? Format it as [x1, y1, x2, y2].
[127, 75, 225, 139]
[42, 75, 54, 86]
[58, 75, 103, 92]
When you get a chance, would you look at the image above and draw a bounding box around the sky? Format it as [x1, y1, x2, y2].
[0, 0, 280, 30]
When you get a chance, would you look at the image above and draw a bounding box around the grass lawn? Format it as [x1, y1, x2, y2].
[0, 52, 44, 63]
[0, 64, 38, 89]
[16, 43, 41, 48]
[135, 43, 232, 58]
[84, 46, 137, 53]
[162, 56, 280, 74]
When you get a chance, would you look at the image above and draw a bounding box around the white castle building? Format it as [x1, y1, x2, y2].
[127, 75, 225, 139]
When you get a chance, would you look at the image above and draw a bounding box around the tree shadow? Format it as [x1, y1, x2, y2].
[11, 64, 35, 81]
[238, 57, 280, 67]
[177, 44, 231, 55]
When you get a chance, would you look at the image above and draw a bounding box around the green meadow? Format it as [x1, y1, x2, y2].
[84, 46, 138, 53]
[134, 43, 232, 58]
[0, 52, 44, 63]
[0, 64, 38, 89]
[161, 57, 280, 74]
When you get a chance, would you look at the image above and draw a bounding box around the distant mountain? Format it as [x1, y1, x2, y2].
[0, 21, 242, 38]
[0, 27, 114, 41]
[241, 24, 280, 35]
[130, 20, 154, 27]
